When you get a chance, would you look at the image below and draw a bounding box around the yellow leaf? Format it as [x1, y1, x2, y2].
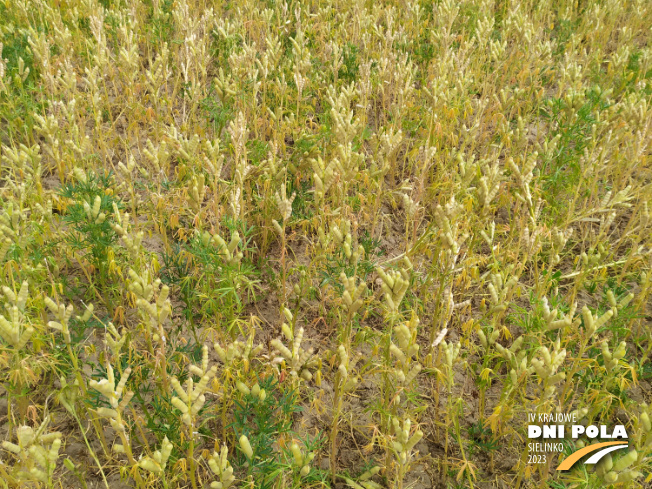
[480, 368, 494, 382]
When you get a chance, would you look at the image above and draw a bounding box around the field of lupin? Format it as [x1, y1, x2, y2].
[0, 0, 651, 487]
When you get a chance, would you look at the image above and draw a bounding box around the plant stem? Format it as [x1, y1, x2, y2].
[70, 410, 110, 489]
[188, 427, 198, 489]
[66, 342, 111, 457]
[330, 370, 343, 484]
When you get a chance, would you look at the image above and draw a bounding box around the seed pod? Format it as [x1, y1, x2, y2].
[343, 378, 358, 392]
[390, 344, 406, 364]
[282, 322, 293, 340]
[290, 442, 303, 466]
[613, 449, 637, 472]
[236, 381, 250, 396]
[301, 370, 313, 381]
[214, 343, 227, 362]
[96, 408, 118, 419]
[2, 442, 21, 454]
[271, 339, 292, 360]
[405, 430, 423, 452]
[63, 458, 76, 471]
[596, 453, 613, 475]
[171, 397, 189, 414]
[604, 471, 618, 483]
[404, 364, 422, 385]
[91, 195, 102, 219]
[511, 336, 524, 352]
[139, 458, 162, 473]
[478, 330, 487, 348]
[548, 373, 565, 385]
[191, 395, 206, 415]
[613, 341, 626, 360]
[272, 219, 284, 236]
[239, 435, 253, 459]
[489, 329, 500, 344]
[616, 470, 643, 483]
[283, 308, 293, 323]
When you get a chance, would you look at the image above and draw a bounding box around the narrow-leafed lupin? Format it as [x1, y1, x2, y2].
[44, 296, 75, 344]
[531, 339, 566, 398]
[541, 297, 577, 331]
[581, 305, 613, 337]
[388, 315, 422, 402]
[376, 257, 412, 314]
[270, 326, 320, 382]
[390, 416, 423, 465]
[214, 330, 264, 368]
[239, 434, 253, 459]
[208, 445, 235, 488]
[88, 364, 134, 454]
[0, 281, 34, 349]
[200, 229, 243, 266]
[1, 417, 62, 484]
[290, 441, 315, 477]
[138, 436, 173, 474]
[275, 182, 296, 222]
[340, 272, 367, 316]
[170, 346, 218, 426]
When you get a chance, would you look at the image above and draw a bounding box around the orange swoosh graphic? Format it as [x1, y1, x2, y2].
[556, 441, 628, 471]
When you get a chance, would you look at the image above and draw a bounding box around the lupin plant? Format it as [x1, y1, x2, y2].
[0, 281, 35, 429]
[376, 257, 412, 317]
[540, 297, 578, 332]
[88, 364, 145, 486]
[338, 269, 367, 351]
[111, 205, 145, 267]
[531, 339, 567, 402]
[138, 436, 173, 487]
[289, 440, 316, 479]
[170, 344, 218, 489]
[200, 229, 243, 267]
[329, 344, 359, 481]
[387, 315, 422, 410]
[272, 182, 295, 303]
[388, 416, 423, 489]
[270, 326, 320, 384]
[105, 321, 127, 361]
[0, 281, 33, 350]
[559, 306, 614, 405]
[345, 466, 382, 489]
[213, 328, 265, 440]
[214, 328, 264, 370]
[1, 416, 62, 487]
[438, 339, 461, 463]
[128, 268, 173, 354]
[382, 314, 423, 488]
[207, 445, 236, 489]
[317, 218, 366, 274]
[89, 365, 133, 450]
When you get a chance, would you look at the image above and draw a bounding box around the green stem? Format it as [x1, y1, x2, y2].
[70, 410, 109, 489]
[330, 375, 342, 484]
[67, 342, 111, 457]
[188, 429, 198, 489]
